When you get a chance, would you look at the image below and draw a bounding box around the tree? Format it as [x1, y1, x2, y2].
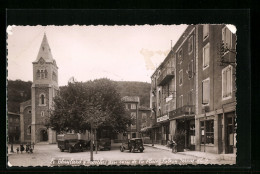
[46, 78, 131, 134]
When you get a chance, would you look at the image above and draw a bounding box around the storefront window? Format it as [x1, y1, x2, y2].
[200, 120, 214, 144]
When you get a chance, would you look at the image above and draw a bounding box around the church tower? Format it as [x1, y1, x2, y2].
[31, 33, 59, 143]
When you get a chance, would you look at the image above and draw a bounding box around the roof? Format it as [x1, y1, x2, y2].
[33, 33, 56, 64]
[122, 96, 140, 103]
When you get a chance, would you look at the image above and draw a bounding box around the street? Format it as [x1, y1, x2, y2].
[7, 143, 234, 166]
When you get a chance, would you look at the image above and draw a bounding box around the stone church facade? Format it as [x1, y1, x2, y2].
[20, 34, 59, 144]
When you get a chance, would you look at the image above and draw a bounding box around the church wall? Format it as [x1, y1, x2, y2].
[22, 106, 32, 143]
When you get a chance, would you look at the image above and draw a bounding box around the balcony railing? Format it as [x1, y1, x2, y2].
[157, 67, 175, 86]
[169, 105, 195, 120]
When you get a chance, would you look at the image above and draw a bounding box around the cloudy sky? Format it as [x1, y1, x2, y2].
[7, 25, 188, 86]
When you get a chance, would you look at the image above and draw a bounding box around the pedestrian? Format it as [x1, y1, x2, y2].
[171, 140, 177, 153]
[20, 144, 24, 153]
[16, 147, 19, 154]
[26, 143, 30, 153]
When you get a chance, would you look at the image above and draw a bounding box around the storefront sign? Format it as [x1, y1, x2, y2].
[157, 115, 169, 122]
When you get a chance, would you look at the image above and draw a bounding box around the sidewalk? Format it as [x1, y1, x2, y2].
[144, 144, 236, 161]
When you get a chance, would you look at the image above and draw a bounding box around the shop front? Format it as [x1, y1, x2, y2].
[157, 114, 170, 145]
[169, 105, 195, 150]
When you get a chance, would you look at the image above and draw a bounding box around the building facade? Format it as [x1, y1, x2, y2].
[122, 96, 140, 139]
[169, 25, 196, 150]
[8, 112, 20, 143]
[149, 25, 236, 154]
[150, 50, 176, 145]
[195, 24, 236, 154]
[20, 34, 59, 144]
[139, 106, 152, 140]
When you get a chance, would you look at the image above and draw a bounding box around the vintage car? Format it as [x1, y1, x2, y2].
[57, 134, 88, 153]
[97, 138, 111, 151]
[120, 138, 144, 153]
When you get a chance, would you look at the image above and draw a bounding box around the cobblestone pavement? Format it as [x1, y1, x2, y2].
[7, 143, 234, 167]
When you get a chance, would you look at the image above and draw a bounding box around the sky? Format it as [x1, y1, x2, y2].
[7, 25, 188, 86]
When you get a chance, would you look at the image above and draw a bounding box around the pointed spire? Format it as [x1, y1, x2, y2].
[33, 33, 54, 63]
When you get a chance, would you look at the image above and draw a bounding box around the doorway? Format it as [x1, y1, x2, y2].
[40, 129, 48, 141]
[226, 112, 235, 153]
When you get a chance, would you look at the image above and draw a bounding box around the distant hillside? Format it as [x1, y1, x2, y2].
[7, 80, 32, 113]
[115, 81, 151, 107]
[7, 80, 151, 113]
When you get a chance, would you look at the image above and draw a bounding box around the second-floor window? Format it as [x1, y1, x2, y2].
[202, 78, 210, 105]
[222, 65, 233, 99]
[131, 104, 136, 109]
[203, 43, 210, 69]
[179, 69, 183, 86]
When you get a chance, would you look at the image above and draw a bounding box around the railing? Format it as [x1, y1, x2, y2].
[169, 105, 195, 119]
[157, 67, 175, 86]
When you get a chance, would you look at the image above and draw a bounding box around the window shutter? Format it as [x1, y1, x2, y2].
[226, 29, 231, 49]
[222, 70, 227, 98]
[204, 46, 209, 67]
[227, 67, 231, 96]
[203, 80, 209, 104]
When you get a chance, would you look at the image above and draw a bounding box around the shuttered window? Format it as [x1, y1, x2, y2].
[203, 43, 210, 69]
[222, 65, 232, 99]
[202, 79, 210, 105]
[222, 27, 232, 50]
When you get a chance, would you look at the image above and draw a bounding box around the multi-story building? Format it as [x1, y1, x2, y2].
[169, 25, 196, 150]
[8, 112, 20, 143]
[139, 106, 152, 139]
[150, 50, 176, 145]
[122, 96, 140, 139]
[195, 24, 236, 154]
[149, 24, 236, 154]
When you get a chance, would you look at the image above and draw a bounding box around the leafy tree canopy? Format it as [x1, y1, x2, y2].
[46, 78, 131, 134]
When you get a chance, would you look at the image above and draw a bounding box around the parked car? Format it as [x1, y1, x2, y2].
[120, 138, 144, 153]
[98, 138, 111, 151]
[57, 134, 87, 153]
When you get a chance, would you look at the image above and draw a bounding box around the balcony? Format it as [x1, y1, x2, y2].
[157, 67, 175, 86]
[169, 105, 195, 120]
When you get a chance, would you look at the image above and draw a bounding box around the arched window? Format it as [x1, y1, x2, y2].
[37, 70, 40, 79]
[44, 69, 48, 78]
[39, 93, 46, 105]
[27, 126, 31, 135]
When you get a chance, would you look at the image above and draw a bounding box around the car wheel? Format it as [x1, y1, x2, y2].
[69, 147, 72, 153]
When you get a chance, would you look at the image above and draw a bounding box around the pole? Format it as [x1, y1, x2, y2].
[95, 129, 97, 154]
[204, 110, 206, 152]
[90, 121, 93, 161]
